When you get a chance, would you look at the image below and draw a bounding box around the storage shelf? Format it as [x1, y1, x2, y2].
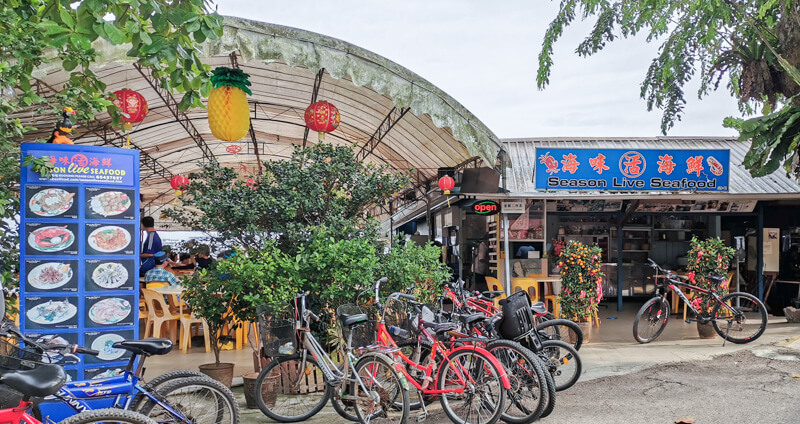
[506, 238, 545, 242]
[653, 228, 706, 232]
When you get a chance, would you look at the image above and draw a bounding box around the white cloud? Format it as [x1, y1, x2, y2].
[218, 0, 741, 138]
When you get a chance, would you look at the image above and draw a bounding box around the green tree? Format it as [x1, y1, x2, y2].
[537, 1, 800, 178]
[0, 0, 222, 298]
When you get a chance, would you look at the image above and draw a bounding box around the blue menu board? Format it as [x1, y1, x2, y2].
[20, 143, 140, 380]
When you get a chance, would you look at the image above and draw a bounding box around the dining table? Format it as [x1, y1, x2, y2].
[152, 285, 187, 316]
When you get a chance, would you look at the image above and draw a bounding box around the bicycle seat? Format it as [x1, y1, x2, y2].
[422, 321, 457, 334]
[0, 364, 65, 397]
[707, 275, 726, 284]
[339, 313, 368, 327]
[482, 291, 504, 299]
[531, 301, 548, 316]
[112, 338, 173, 356]
[458, 313, 485, 326]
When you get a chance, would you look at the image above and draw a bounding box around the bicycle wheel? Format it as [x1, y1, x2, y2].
[535, 318, 584, 351]
[538, 340, 582, 391]
[57, 408, 158, 424]
[711, 292, 768, 344]
[138, 376, 239, 424]
[538, 359, 557, 419]
[633, 297, 670, 343]
[485, 339, 547, 423]
[253, 354, 332, 422]
[352, 353, 410, 424]
[437, 349, 506, 424]
[131, 369, 209, 411]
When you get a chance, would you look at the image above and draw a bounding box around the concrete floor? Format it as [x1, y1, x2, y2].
[140, 302, 800, 423]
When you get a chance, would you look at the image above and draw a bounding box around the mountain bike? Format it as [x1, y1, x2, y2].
[0, 323, 240, 424]
[252, 288, 410, 424]
[371, 278, 511, 424]
[633, 259, 768, 344]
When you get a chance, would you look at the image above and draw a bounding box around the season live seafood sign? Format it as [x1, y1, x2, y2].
[20, 143, 139, 381]
[535, 149, 730, 192]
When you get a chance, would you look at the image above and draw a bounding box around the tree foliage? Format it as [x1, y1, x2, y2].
[0, 0, 222, 299]
[537, 1, 800, 178]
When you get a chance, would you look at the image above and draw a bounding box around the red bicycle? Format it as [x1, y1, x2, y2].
[369, 279, 511, 424]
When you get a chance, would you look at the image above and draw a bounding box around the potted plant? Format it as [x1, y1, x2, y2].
[686, 237, 735, 338]
[557, 240, 604, 341]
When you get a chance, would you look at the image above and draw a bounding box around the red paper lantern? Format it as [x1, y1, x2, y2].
[226, 144, 242, 154]
[170, 175, 189, 196]
[112, 89, 148, 129]
[438, 175, 455, 195]
[246, 177, 258, 190]
[304, 100, 340, 141]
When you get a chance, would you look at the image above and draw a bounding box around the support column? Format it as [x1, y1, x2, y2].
[503, 214, 512, 297]
[757, 205, 764, 300]
[617, 213, 624, 312]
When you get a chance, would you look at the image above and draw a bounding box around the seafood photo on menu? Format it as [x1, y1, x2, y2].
[91, 263, 129, 289]
[28, 226, 75, 253]
[29, 188, 75, 217]
[87, 226, 131, 253]
[89, 333, 126, 361]
[89, 191, 131, 217]
[88, 298, 132, 325]
[27, 262, 73, 290]
[26, 299, 77, 325]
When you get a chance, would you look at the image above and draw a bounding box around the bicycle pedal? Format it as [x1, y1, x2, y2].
[684, 319, 691, 324]
[327, 378, 342, 387]
[415, 412, 427, 422]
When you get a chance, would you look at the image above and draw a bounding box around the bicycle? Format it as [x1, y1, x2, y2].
[633, 259, 768, 344]
[0, 323, 239, 424]
[372, 278, 511, 424]
[252, 288, 410, 424]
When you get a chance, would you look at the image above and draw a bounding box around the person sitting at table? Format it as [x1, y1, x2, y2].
[195, 245, 214, 270]
[144, 251, 179, 286]
[172, 252, 196, 270]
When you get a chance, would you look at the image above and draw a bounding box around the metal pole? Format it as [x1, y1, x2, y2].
[503, 214, 512, 297]
[757, 205, 764, 301]
[617, 222, 624, 312]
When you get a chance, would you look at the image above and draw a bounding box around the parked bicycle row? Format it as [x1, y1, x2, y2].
[0, 283, 241, 424]
[252, 277, 585, 424]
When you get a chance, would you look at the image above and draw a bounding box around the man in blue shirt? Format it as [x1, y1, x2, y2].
[144, 251, 179, 286]
[140, 216, 162, 277]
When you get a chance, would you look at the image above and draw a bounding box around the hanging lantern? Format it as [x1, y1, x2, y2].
[246, 177, 258, 190]
[170, 175, 189, 197]
[208, 67, 252, 142]
[438, 176, 455, 195]
[111, 89, 148, 148]
[304, 100, 340, 141]
[226, 144, 242, 154]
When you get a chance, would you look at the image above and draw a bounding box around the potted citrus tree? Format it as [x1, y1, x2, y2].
[557, 240, 604, 341]
[686, 236, 735, 338]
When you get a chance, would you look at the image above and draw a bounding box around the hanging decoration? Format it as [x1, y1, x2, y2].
[246, 177, 258, 190]
[304, 100, 340, 141]
[438, 175, 455, 206]
[111, 89, 149, 148]
[170, 175, 189, 197]
[46, 107, 77, 144]
[208, 67, 252, 142]
[226, 144, 242, 154]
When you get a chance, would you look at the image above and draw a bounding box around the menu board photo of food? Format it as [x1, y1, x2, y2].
[25, 259, 78, 292]
[84, 329, 134, 364]
[84, 223, 134, 256]
[85, 295, 134, 328]
[26, 223, 79, 256]
[25, 185, 79, 219]
[24, 296, 79, 329]
[84, 259, 134, 292]
[22, 332, 79, 364]
[85, 188, 135, 220]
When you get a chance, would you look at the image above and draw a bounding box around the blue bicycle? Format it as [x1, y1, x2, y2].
[1, 323, 239, 424]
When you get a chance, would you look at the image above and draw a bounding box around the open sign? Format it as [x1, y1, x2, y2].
[472, 200, 500, 215]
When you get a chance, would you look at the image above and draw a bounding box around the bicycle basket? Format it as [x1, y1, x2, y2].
[0, 336, 46, 372]
[499, 290, 536, 340]
[336, 304, 376, 349]
[258, 306, 297, 357]
[383, 297, 420, 342]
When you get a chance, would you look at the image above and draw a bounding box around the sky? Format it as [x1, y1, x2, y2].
[218, 0, 742, 139]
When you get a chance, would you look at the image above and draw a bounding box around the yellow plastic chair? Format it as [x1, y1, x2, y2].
[485, 276, 506, 307]
[511, 278, 540, 303]
[145, 281, 169, 289]
[179, 307, 211, 353]
[141, 288, 180, 341]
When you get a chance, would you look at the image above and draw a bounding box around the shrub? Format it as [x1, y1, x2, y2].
[686, 237, 735, 314]
[557, 240, 604, 322]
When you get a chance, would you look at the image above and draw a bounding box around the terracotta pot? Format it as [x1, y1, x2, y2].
[199, 362, 235, 387]
[242, 372, 279, 409]
[577, 321, 591, 344]
[696, 322, 717, 339]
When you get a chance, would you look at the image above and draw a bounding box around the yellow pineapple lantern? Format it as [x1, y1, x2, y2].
[207, 67, 252, 141]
